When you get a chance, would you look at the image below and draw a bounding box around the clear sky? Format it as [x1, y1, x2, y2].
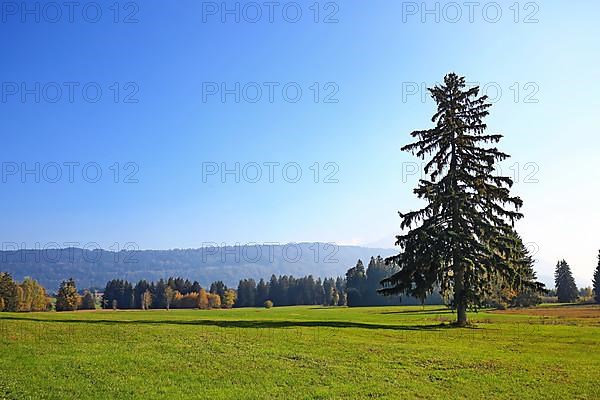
[1, 0, 599, 286]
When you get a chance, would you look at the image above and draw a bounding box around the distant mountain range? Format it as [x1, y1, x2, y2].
[0, 244, 397, 291]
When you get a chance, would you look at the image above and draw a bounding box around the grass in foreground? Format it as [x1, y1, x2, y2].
[1, 304, 599, 399]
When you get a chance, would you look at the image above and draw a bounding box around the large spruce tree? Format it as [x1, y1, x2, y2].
[381, 73, 523, 326]
[554, 260, 578, 303]
[592, 250, 600, 303]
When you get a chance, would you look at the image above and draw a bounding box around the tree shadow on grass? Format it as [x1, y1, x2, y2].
[0, 316, 460, 331]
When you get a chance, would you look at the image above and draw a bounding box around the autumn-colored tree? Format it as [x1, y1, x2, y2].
[14, 285, 25, 312]
[165, 286, 175, 310]
[223, 289, 237, 308]
[197, 288, 209, 310]
[172, 291, 183, 308]
[19, 278, 36, 312]
[142, 290, 153, 310]
[15, 278, 50, 312]
[331, 289, 340, 306]
[32, 282, 48, 311]
[55, 278, 79, 312]
[207, 293, 221, 309]
[172, 292, 199, 309]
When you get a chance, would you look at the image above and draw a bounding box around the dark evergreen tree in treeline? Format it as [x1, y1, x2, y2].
[365, 256, 399, 305]
[256, 278, 269, 305]
[381, 73, 524, 326]
[153, 279, 168, 309]
[554, 260, 578, 303]
[314, 277, 324, 305]
[236, 274, 344, 307]
[103, 278, 161, 309]
[594, 250, 600, 304]
[345, 260, 366, 306]
[133, 280, 151, 309]
[166, 277, 198, 295]
[190, 280, 202, 294]
[345, 257, 442, 307]
[272, 275, 309, 306]
[236, 279, 257, 307]
[102, 279, 134, 309]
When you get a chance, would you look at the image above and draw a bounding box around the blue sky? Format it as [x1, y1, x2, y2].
[1, 0, 599, 286]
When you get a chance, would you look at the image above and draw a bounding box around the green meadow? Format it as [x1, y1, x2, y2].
[1, 305, 599, 399]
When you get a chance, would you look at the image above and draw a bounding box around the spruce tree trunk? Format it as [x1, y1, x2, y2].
[448, 113, 468, 327]
[454, 265, 468, 326]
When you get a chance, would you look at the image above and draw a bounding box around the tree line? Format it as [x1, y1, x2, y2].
[0, 245, 385, 292]
[101, 278, 236, 310]
[1, 248, 599, 312]
[236, 274, 347, 308]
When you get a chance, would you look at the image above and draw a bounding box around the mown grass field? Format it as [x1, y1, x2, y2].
[1, 304, 599, 399]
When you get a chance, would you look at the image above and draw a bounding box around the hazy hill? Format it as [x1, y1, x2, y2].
[0, 243, 396, 291]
